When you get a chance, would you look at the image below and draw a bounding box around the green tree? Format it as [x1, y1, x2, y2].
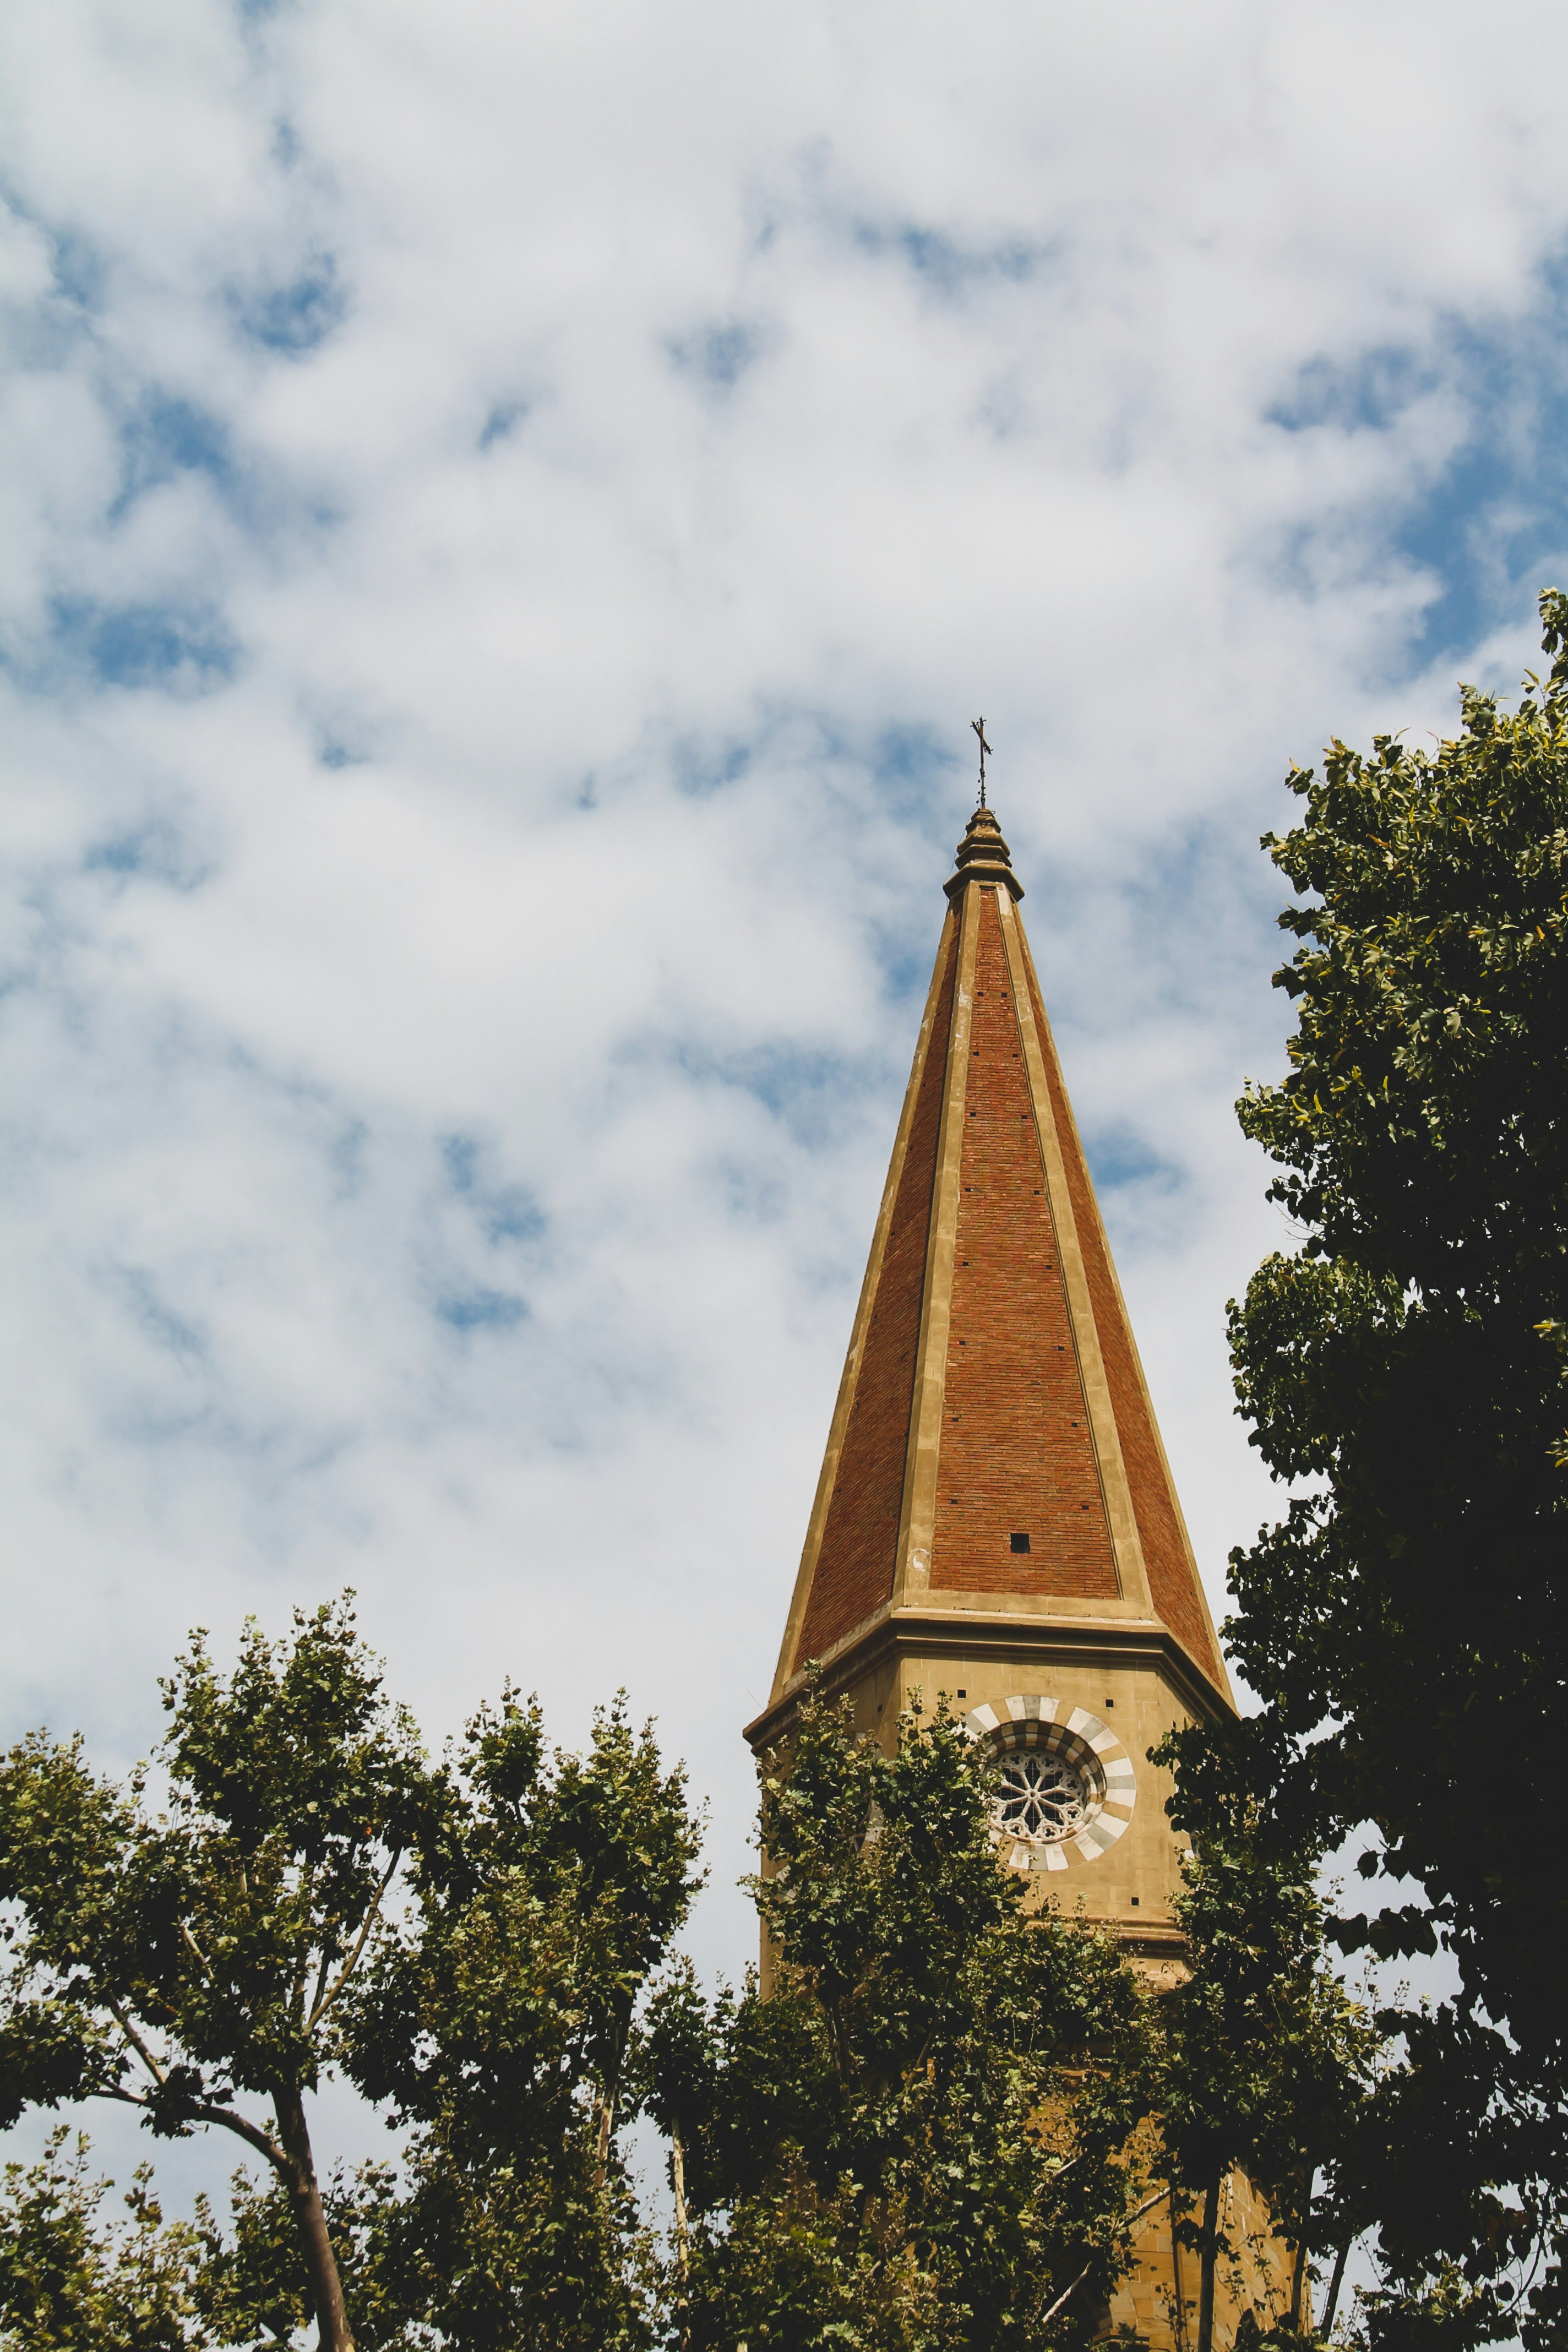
[0, 1599, 430, 2351]
[0, 2128, 203, 2350]
[1148, 1826, 1379, 2352]
[644, 1684, 1155, 2352]
[0, 1605, 704, 2352]
[347, 1689, 703, 2352]
[1167, 591, 1568, 2342]
[187, 2159, 410, 2350]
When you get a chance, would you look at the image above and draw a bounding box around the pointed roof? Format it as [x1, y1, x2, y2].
[766, 803, 1231, 1713]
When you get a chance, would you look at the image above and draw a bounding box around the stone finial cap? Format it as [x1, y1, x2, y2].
[945, 803, 1025, 903]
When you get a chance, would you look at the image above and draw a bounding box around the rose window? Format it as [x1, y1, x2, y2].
[963, 1700, 1135, 1873]
[994, 1747, 1093, 1844]
[983, 1716, 1108, 1856]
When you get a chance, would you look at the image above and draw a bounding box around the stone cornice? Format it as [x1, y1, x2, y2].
[746, 1604, 1233, 1755]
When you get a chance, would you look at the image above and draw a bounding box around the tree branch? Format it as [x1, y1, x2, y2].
[1039, 2256, 1096, 2328]
[100, 2085, 292, 2182]
[306, 1848, 401, 2033]
[1034, 2182, 1170, 2333]
[106, 1999, 167, 2087]
[1321, 2234, 1353, 2338]
[293, 1861, 320, 2027]
[308, 1940, 333, 2028]
[1039, 2187, 1172, 2329]
[187, 2100, 294, 2181]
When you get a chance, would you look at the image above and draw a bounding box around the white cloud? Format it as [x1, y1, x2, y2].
[4, 0, 1568, 2194]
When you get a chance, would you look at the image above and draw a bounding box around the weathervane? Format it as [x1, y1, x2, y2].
[972, 717, 993, 808]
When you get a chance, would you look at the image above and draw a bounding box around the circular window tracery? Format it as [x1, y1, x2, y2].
[995, 1745, 1093, 1844]
[961, 1697, 1137, 1873]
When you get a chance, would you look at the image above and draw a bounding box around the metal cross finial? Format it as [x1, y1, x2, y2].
[972, 717, 993, 808]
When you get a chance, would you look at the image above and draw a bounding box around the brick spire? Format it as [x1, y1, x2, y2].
[763, 802, 1230, 1718]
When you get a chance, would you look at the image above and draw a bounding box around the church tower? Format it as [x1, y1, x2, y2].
[748, 797, 1231, 1941]
[747, 795, 1256, 2346]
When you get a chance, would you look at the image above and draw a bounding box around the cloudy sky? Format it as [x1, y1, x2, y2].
[4, 0, 1567, 2184]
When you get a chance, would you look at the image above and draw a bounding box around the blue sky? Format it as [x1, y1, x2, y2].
[3, 0, 1567, 2209]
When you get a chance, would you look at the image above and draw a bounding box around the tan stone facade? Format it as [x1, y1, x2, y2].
[746, 803, 1295, 2347]
[1109, 2165, 1302, 2350]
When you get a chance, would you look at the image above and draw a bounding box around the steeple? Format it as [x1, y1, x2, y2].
[758, 799, 1229, 1728]
[747, 787, 1265, 2343]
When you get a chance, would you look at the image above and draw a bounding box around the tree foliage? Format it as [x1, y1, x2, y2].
[0, 1610, 1389, 2349]
[348, 1687, 701, 2351]
[1153, 1825, 1379, 2352]
[638, 1686, 1382, 2352]
[643, 1683, 1155, 2350]
[0, 1599, 431, 2350]
[0, 1603, 702, 2351]
[0, 2128, 203, 2350]
[188, 2158, 409, 2352]
[650, 1683, 1373, 2352]
[1167, 592, 1568, 2343]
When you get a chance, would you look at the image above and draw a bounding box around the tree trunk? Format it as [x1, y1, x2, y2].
[672, 2130, 690, 2349]
[1196, 2175, 1221, 2352]
[1289, 2168, 1313, 2331]
[671, 2130, 690, 2282]
[1172, 2193, 1189, 2352]
[273, 2084, 355, 2352]
[594, 2018, 627, 2196]
[1321, 2234, 1352, 2339]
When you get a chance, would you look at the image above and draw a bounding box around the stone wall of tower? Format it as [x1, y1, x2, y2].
[1105, 2164, 1304, 2351]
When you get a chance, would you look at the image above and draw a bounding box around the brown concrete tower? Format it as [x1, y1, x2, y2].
[746, 799, 1262, 2346]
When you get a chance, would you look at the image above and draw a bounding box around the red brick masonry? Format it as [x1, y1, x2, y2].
[1022, 944, 1222, 1683]
[797, 925, 957, 1663]
[791, 875, 1223, 1696]
[930, 891, 1119, 1599]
